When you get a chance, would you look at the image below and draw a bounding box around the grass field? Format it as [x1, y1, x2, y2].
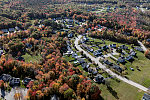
[99, 78, 144, 100]
[22, 53, 42, 63]
[125, 51, 150, 88]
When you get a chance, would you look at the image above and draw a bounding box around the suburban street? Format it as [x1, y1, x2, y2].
[75, 35, 149, 92]
[138, 40, 147, 51]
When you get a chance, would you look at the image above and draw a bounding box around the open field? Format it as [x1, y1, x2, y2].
[22, 53, 42, 63]
[99, 78, 144, 100]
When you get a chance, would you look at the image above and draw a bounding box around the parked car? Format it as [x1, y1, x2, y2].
[130, 67, 134, 71]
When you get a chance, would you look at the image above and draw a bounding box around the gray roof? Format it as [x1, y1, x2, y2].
[51, 94, 59, 100]
[94, 74, 105, 83]
[117, 57, 126, 63]
[112, 65, 122, 72]
[142, 93, 150, 100]
[9, 28, 15, 32]
[1, 29, 8, 33]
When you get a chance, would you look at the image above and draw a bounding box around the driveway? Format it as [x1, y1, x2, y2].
[0, 87, 28, 100]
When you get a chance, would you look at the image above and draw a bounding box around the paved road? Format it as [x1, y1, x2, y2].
[75, 35, 149, 92]
[138, 40, 147, 51]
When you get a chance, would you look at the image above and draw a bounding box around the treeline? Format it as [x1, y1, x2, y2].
[89, 30, 138, 45]
[72, 0, 117, 4]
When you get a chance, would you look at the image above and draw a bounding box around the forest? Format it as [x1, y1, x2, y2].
[0, 0, 150, 100]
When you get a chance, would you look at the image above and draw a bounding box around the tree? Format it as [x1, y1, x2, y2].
[144, 50, 150, 59]
[0, 80, 4, 88]
[14, 93, 22, 100]
[64, 88, 74, 99]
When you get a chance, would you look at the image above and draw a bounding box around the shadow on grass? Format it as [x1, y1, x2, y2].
[99, 95, 104, 100]
[112, 78, 121, 83]
[107, 85, 119, 99]
[69, 59, 76, 62]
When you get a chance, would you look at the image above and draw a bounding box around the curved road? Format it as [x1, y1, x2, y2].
[75, 35, 149, 92]
[138, 40, 147, 51]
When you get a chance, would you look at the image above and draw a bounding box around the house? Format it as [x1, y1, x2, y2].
[83, 36, 89, 42]
[26, 43, 32, 48]
[130, 49, 137, 57]
[67, 46, 72, 52]
[81, 63, 89, 71]
[117, 57, 126, 64]
[1, 29, 8, 33]
[68, 33, 73, 38]
[142, 93, 150, 100]
[88, 67, 93, 73]
[92, 70, 98, 75]
[93, 51, 102, 57]
[15, 26, 20, 31]
[96, 67, 101, 70]
[103, 60, 113, 66]
[23, 77, 32, 86]
[110, 44, 117, 48]
[112, 65, 122, 73]
[134, 47, 144, 52]
[8, 28, 15, 32]
[123, 32, 131, 36]
[9, 77, 20, 87]
[0, 74, 12, 82]
[102, 45, 109, 51]
[16, 56, 25, 61]
[72, 52, 78, 58]
[126, 55, 134, 61]
[120, 45, 128, 50]
[93, 49, 102, 57]
[74, 60, 79, 64]
[51, 94, 59, 100]
[77, 58, 85, 64]
[146, 39, 150, 43]
[94, 74, 105, 84]
[0, 50, 3, 54]
[39, 24, 44, 28]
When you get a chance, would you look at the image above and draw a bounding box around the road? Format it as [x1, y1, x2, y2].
[138, 40, 147, 51]
[75, 35, 149, 92]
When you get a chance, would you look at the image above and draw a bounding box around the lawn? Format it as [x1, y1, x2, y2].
[99, 78, 144, 100]
[22, 53, 42, 63]
[125, 51, 150, 88]
[87, 37, 150, 88]
[105, 50, 150, 88]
